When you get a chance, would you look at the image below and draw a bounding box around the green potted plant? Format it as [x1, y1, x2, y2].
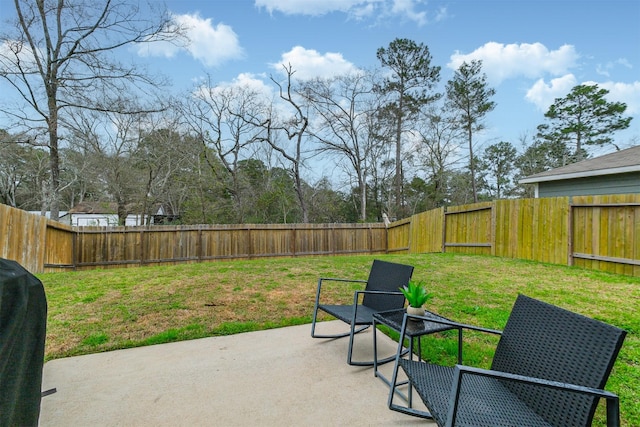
[399, 280, 433, 319]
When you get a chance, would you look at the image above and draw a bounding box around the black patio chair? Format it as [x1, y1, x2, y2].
[311, 259, 414, 366]
[388, 294, 627, 427]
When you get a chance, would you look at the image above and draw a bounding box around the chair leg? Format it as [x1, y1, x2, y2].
[388, 363, 434, 419]
[312, 323, 369, 339]
[347, 322, 381, 366]
[387, 325, 434, 419]
[310, 303, 320, 337]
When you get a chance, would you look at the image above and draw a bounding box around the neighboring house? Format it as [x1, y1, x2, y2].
[519, 145, 640, 198]
[28, 211, 68, 219]
[59, 202, 150, 227]
[152, 204, 181, 224]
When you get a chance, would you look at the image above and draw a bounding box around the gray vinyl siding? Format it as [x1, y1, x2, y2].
[538, 172, 640, 198]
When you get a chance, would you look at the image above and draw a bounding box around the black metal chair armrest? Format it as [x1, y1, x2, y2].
[314, 277, 368, 305]
[395, 313, 501, 367]
[448, 365, 621, 427]
[318, 277, 368, 284]
[353, 289, 404, 304]
[454, 365, 619, 397]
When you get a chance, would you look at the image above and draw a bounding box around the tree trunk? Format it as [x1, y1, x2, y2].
[468, 126, 477, 203]
[117, 199, 127, 226]
[360, 178, 367, 222]
[395, 97, 403, 218]
[47, 103, 60, 221]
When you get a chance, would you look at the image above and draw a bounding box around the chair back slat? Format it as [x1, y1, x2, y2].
[491, 294, 627, 427]
[362, 260, 413, 311]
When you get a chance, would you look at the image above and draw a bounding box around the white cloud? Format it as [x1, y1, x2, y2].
[137, 13, 244, 68]
[254, 0, 437, 25]
[596, 64, 611, 78]
[617, 58, 633, 69]
[525, 74, 578, 111]
[191, 73, 275, 120]
[391, 0, 427, 25]
[448, 42, 580, 85]
[588, 80, 640, 115]
[596, 58, 633, 77]
[0, 39, 40, 72]
[270, 46, 359, 80]
[349, 3, 377, 20]
[432, 5, 448, 22]
[524, 76, 640, 116]
[192, 72, 272, 95]
[218, 72, 274, 98]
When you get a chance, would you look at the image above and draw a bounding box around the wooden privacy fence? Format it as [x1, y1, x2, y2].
[1, 193, 639, 276]
[1, 204, 50, 273]
[388, 194, 640, 276]
[68, 223, 387, 270]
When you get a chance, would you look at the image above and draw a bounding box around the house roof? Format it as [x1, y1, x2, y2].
[28, 211, 68, 218]
[68, 201, 121, 214]
[69, 200, 137, 214]
[68, 201, 169, 215]
[520, 145, 640, 184]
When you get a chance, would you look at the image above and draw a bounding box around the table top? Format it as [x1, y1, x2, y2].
[373, 308, 457, 337]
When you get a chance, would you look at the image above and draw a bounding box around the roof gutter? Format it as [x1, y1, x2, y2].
[519, 165, 640, 184]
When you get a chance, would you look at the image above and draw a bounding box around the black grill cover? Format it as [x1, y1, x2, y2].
[0, 258, 47, 427]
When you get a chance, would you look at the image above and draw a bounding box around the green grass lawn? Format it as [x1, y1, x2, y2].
[39, 253, 640, 426]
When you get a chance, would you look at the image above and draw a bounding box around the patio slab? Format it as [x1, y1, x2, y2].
[39, 321, 434, 426]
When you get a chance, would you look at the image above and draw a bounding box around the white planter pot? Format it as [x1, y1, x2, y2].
[406, 306, 425, 319]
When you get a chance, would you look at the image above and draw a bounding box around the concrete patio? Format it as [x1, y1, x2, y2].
[39, 321, 434, 426]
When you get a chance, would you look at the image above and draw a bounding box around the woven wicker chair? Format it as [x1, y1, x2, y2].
[311, 259, 414, 365]
[388, 294, 627, 427]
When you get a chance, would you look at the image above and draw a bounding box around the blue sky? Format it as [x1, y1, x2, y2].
[142, 0, 640, 156]
[1, 0, 639, 158]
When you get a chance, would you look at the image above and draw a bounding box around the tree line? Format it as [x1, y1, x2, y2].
[0, 1, 633, 225]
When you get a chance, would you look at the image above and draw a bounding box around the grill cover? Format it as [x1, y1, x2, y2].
[0, 258, 47, 427]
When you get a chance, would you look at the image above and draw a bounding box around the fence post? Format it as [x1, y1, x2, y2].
[491, 202, 497, 256]
[332, 225, 337, 255]
[441, 207, 447, 253]
[197, 226, 203, 263]
[567, 198, 574, 266]
[139, 228, 145, 266]
[384, 222, 389, 254]
[291, 226, 296, 257]
[72, 229, 77, 270]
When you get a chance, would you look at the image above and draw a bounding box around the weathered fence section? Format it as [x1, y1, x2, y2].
[386, 194, 640, 276]
[69, 223, 388, 270]
[571, 194, 640, 276]
[443, 202, 494, 256]
[1, 193, 639, 276]
[408, 207, 444, 254]
[44, 222, 75, 269]
[387, 218, 410, 253]
[493, 197, 570, 265]
[1, 204, 46, 273]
